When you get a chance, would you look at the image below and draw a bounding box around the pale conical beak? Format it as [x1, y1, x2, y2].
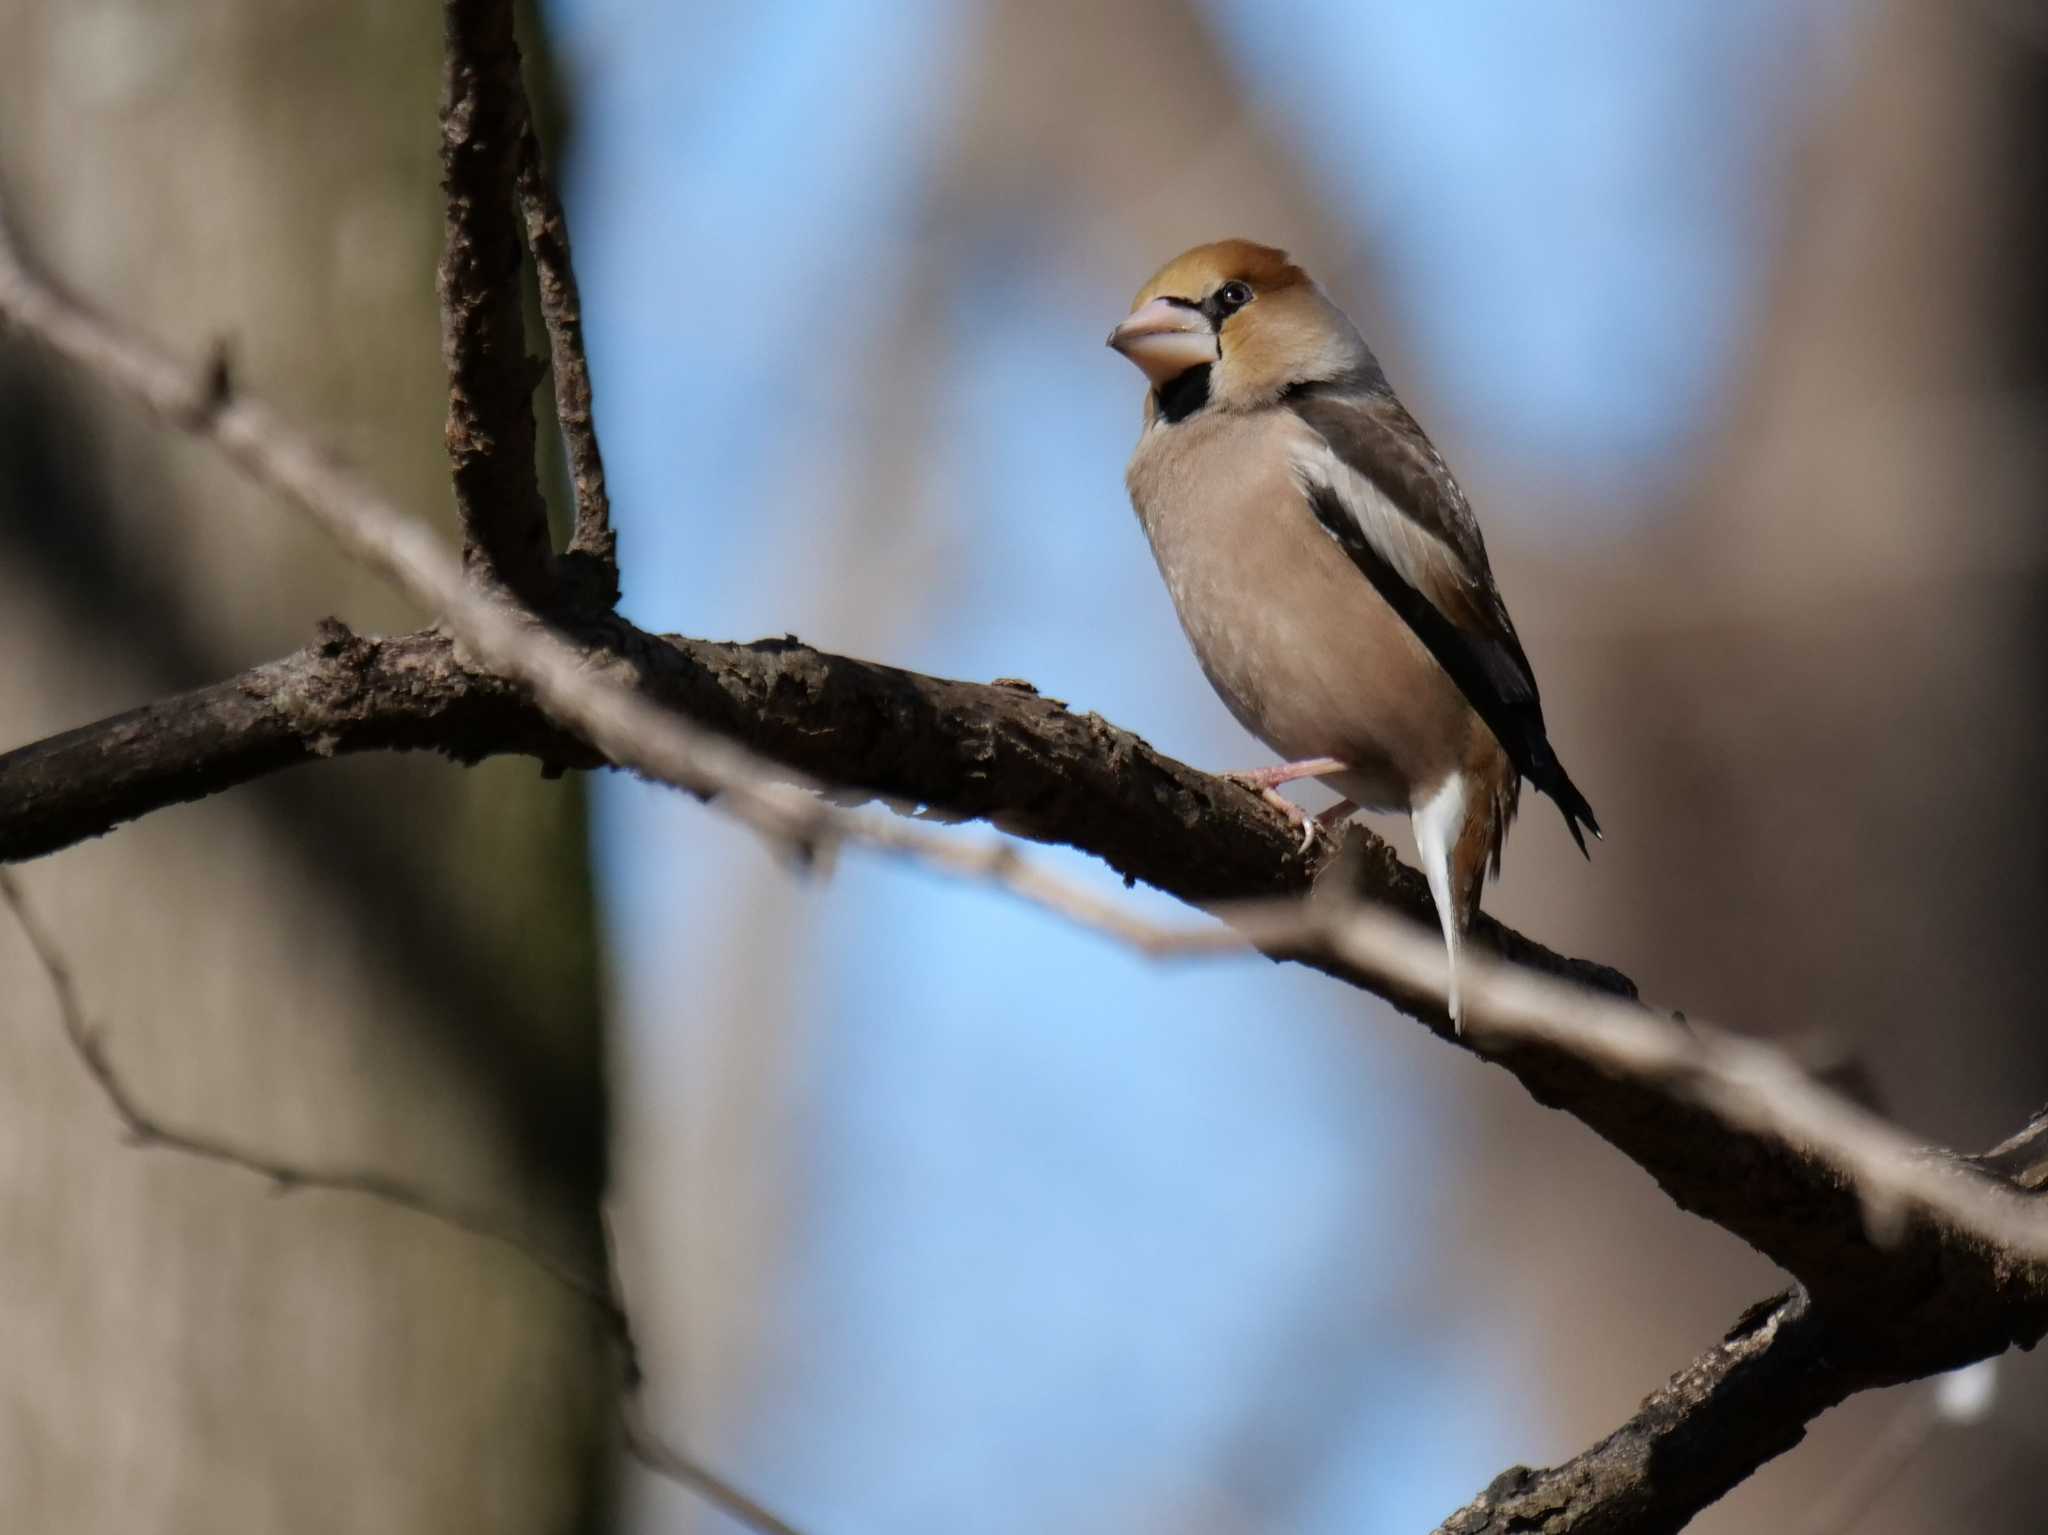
[1107, 297, 1217, 388]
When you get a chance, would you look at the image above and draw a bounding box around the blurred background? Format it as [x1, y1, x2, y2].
[3, 1, 2046, 1532]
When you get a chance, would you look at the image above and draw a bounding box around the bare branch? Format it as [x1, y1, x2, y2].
[518, 121, 618, 605]
[1254, 901, 2048, 1274]
[621, 1400, 808, 1535]
[0, 207, 1275, 943]
[0, 865, 804, 1535]
[0, 867, 619, 1331]
[1436, 1296, 2009, 1535]
[598, 1208, 806, 1533]
[438, 0, 558, 603]
[1437, 1292, 1836, 1535]
[8, 204, 2048, 1534]
[0, 621, 1320, 901]
[0, 625, 591, 863]
[6, 220, 2047, 1295]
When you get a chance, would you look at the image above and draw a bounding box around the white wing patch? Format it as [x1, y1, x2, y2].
[1288, 433, 1476, 611]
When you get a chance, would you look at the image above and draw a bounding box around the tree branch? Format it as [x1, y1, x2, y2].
[0, 866, 804, 1535]
[12, 591, 2044, 1283]
[1436, 1285, 2011, 1535]
[518, 121, 618, 604]
[1437, 1292, 1840, 1535]
[439, 0, 557, 603]
[7, 175, 2048, 1534]
[0, 866, 615, 1315]
[0, 405, 2041, 1270]
[0, 624, 589, 863]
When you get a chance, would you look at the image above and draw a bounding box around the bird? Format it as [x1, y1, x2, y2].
[1107, 239, 1597, 1028]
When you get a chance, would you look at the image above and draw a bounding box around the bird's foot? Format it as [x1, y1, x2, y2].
[1225, 763, 1351, 854]
[1222, 775, 1323, 855]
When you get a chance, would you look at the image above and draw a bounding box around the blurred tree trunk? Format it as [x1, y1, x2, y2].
[0, 4, 613, 1531]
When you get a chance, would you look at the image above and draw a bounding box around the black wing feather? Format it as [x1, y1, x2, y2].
[1290, 384, 1600, 854]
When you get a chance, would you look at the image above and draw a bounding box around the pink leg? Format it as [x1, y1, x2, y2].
[1223, 759, 1348, 854]
[1224, 757, 1346, 791]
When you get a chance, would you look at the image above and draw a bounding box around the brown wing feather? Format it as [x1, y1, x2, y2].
[1287, 381, 1600, 853]
[1290, 386, 1525, 656]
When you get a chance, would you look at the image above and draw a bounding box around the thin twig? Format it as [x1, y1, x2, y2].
[0, 209, 1196, 963]
[621, 1401, 809, 1535]
[517, 121, 618, 603]
[0, 865, 804, 1535]
[3, 213, 2046, 1274]
[10, 201, 2048, 1535]
[35, 831, 1957, 1535]
[0, 867, 616, 1326]
[1261, 901, 2048, 1264]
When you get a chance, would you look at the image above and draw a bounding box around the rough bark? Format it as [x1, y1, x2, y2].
[518, 123, 617, 605]
[7, 613, 2046, 1533]
[6, 3, 2045, 1528]
[1438, 1293, 1839, 1535]
[0, 625, 585, 864]
[7, 615, 2044, 1298]
[438, 0, 557, 604]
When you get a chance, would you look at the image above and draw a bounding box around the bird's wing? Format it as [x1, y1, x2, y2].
[1286, 383, 1599, 852]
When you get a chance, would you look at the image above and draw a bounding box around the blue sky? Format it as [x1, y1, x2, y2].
[545, 2, 1839, 1528]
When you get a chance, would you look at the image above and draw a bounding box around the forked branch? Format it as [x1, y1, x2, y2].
[2, 8, 2045, 1523]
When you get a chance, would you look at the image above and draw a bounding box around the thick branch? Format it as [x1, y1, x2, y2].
[0, 618, 1390, 897]
[1438, 1292, 1848, 1535]
[14, 635, 2039, 1535]
[0, 625, 587, 863]
[8, 188, 2048, 1535]
[8, 616, 2046, 1314]
[439, 0, 557, 602]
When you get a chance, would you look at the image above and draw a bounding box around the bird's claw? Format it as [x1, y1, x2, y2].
[1292, 808, 1320, 856]
[1223, 774, 1322, 855]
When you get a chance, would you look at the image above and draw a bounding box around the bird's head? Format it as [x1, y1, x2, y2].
[1107, 240, 1373, 420]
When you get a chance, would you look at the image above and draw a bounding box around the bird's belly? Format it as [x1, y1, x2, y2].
[1174, 566, 1469, 808]
[1135, 450, 1474, 810]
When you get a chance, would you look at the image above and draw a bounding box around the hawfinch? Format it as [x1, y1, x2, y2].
[1108, 239, 1597, 1026]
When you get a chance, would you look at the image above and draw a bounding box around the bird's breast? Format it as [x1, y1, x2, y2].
[1125, 409, 1479, 809]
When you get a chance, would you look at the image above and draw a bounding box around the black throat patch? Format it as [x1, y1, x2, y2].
[1155, 363, 1212, 424]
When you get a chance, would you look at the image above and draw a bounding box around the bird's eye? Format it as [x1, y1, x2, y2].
[1217, 281, 1253, 312]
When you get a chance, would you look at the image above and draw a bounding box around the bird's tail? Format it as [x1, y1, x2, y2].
[1528, 750, 1600, 859]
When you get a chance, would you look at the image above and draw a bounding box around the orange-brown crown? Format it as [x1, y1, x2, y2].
[1131, 239, 1310, 310]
